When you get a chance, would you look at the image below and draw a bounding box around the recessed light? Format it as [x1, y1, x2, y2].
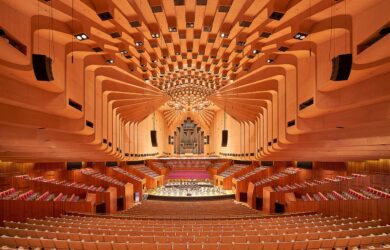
[266, 59, 274, 63]
[74, 33, 88, 41]
[269, 11, 284, 20]
[151, 5, 163, 13]
[252, 49, 260, 54]
[129, 20, 141, 27]
[110, 32, 121, 38]
[106, 59, 114, 64]
[120, 50, 128, 54]
[220, 32, 229, 38]
[97, 12, 113, 21]
[294, 32, 308, 40]
[168, 26, 177, 32]
[151, 33, 160, 38]
[236, 41, 245, 46]
[278, 46, 288, 52]
[260, 31, 272, 38]
[92, 47, 103, 52]
[175, 52, 180, 55]
[239, 20, 252, 27]
[218, 5, 230, 12]
[135, 41, 143, 46]
[203, 26, 211, 32]
[174, 0, 185, 6]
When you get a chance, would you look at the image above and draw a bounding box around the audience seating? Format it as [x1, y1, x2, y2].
[132, 165, 160, 178]
[1, 212, 389, 249]
[219, 165, 249, 178]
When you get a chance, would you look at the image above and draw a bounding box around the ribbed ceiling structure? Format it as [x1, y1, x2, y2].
[0, 0, 389, 161]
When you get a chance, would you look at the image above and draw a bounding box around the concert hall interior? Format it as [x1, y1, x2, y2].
[0, 0, 390, 249]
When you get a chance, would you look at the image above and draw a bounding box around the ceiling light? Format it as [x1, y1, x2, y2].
[218, 5, 230, 12]
[169, 26, 177, 32]
[97, 12, 113, 21]
[129, 20, 141, 27]
[239, 20, 252, 27]
[92, 47, 103, 52]
[294, 32, 308, 40]
[278, 46, 289, 52]
[110, 32, 121, 38]
[175, 52, 180, 55]
[260, 31, 272, 38]
[106, 59, 114, 64]
[252, 49, 260, 54]
[151, 33, 160, 38]
[269, 11, 284, 21]
[120, 50, 128, 54]
[203, 26, 211, 32]
[266, 59, 274, 63]
[220, 32, 229, 38]
[135, 41, 143, 46]
[74, 33, 88, 41]
[151, 5, 163, 13]
[236, 41, 245, 46]
[186, 22, 194, 28]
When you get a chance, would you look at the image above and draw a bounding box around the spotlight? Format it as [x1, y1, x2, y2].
[151, 33, 160, 38]
[294, 32, 308, 40]
[175, 52, 180, 56]
[120, 50, 128, 55]
[106, 59, 114, 64]
[186, 22, 194, 28]
[252, 49, 260, 54]
[266, 59, 274, 63]
[74, 33, 88, 41]
[168, 26, 177, 32]
[135, 41, 143, 46]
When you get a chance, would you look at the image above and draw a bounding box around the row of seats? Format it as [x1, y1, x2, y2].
[219, 165, 249, 178]
[1, 235, 388, 250]
[253, 168, 300, 187]
[301, 188, 390, 202]
[14, 175, 106, 192]
[80, 168, 125, 186]
[111, 167, 143, 182]
[132, 165, 160, 178]
[3, 221, 387, 239]
[120, 200, 260, 218]
[273, 174, 365, 192]
[235, 167, 267, 182]
[0, 188, 80, 202]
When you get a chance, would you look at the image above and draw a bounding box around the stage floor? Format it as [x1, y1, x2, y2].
[146, 180, 233, 200]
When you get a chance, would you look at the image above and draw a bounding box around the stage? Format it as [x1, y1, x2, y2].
[146, 179, 234, 201]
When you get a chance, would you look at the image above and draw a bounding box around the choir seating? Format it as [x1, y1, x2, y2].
[215, 165, 251, 190]
[131, 165, 164, 189]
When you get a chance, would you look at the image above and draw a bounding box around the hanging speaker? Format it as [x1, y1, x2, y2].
[221, 130, 228, 147]
[32, 54, 54, 81]
[150, 130, 158, 147]
[330, 54, 352, 81]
